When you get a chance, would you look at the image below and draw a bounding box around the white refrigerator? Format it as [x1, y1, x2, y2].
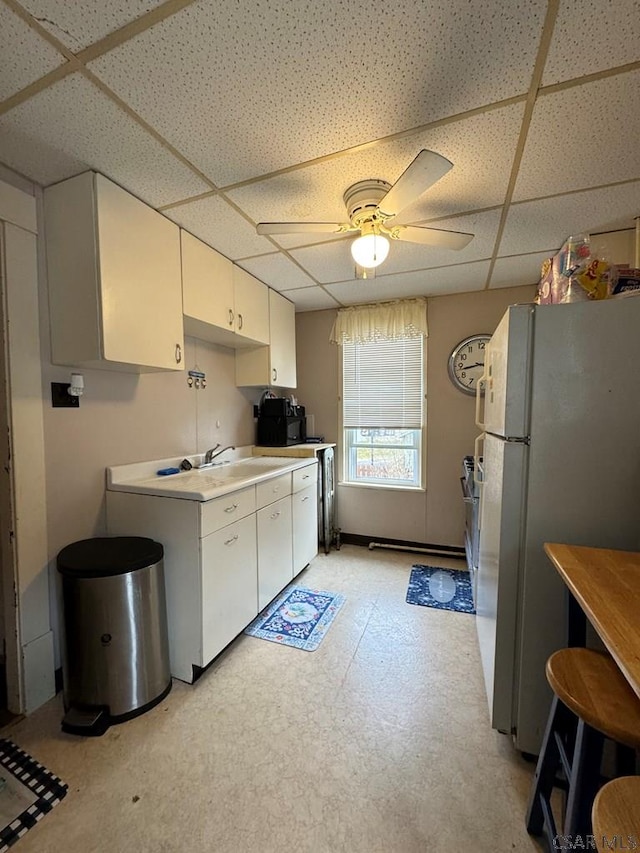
[474, 298, 640, 756]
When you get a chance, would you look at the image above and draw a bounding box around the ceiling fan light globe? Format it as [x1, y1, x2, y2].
[350, 233, 390, 269]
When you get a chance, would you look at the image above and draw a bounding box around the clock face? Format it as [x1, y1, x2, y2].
[447, 334, 491, 395]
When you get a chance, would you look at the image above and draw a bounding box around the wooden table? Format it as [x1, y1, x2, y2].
[544, 543, 640, 700]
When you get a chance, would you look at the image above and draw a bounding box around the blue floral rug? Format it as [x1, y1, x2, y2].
[244, 586, 345, 651]
[406, 566, 475, 614]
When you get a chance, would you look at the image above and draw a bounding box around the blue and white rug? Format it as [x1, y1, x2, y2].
[244, 586, 345, 651]
[406, 566, 475, 614]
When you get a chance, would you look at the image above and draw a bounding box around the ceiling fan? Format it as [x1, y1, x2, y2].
[256, 149, 474, 271]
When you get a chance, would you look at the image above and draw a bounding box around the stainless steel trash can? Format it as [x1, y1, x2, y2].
[57, 536, 171, 735]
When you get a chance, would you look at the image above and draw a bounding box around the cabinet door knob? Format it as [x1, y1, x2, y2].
[228, 308, 234, 327]
[175, 343, 182, 363]
[224, 503, 238, 513]
[237, 313, 243, 330]
[224, 534, 239, 546]
[272, 367, 277, 382]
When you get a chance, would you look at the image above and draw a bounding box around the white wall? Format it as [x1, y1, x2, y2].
[295, 284, 537, 548]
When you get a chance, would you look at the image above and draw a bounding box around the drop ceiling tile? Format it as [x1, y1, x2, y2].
[514, 71, 640, 201]
[325, 261, 490, 305]
[489, 252, 551, 289]
[289, 240, 365, 285]
[500, 182, 640, 256]
[0, 73, 209, 206]
[19, 1, 168, 53]
[227, 104, 524, 246]
[285, 287, 341, 312]
[88, 1, 544, 185]
[0, 3, 65, 101]
[238, 254, 317, 292]
[543, 0, 640, 86]
[163, 195, 274, 260]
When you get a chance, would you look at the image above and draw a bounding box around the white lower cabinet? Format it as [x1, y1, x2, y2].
[201, 514, 258, 665]
[257, 496, 293, 610]
[293, 484, 318, 574]
[106, 459, 318, 684]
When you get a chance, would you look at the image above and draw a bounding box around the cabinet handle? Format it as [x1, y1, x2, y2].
[224, 504, 238, 513]
[175, 343, 182, 363]
[270, 511, 281, 519]
[272, 485, 280, 492]
[301, 496, 309, 502]
[224, 534, 239, 546]
[302, 474, 310, 479]
[272, 367, 277, 383]
[228, 308, 234, 327]
[237, 313, 243, 330]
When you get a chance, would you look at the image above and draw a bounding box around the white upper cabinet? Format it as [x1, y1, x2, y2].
[235, 289, 297, 388]
[181, 232, 269, 348]
[45, 172, 184, 372]
[268, 288, 297, 388]
[232, 266, 270, 346]
[181, 229, 235, 343]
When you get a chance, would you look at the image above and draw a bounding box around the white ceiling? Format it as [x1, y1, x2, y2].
[1, 0, 638, 312]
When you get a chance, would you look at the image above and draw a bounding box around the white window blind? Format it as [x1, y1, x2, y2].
[342, 336, 424, 429]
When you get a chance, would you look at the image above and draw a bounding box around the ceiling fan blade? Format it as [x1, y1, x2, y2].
[256, 222, 351, 235]
[378, 150, 453, 218]
[394, 225, 474, 250]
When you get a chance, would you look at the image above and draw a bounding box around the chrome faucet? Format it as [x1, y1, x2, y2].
[204, 444, 235, 464]
[204, 444, 220, 464]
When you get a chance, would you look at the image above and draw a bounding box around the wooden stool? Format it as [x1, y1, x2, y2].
[526, 648, 640, 847]
[592, 777, 640, 851]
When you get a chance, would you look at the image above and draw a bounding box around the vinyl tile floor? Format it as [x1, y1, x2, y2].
[1, 546, 542, 852]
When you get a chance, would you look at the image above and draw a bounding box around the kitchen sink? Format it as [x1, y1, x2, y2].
[107, 454, 306, 501]
[212, 458, 290, 478]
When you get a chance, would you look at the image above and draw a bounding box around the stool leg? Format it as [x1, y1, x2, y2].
[526, 695, 566, 836]
[615, 743, 636, 777]
[564, 720, 604, 839]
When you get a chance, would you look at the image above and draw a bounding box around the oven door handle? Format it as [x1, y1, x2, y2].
[460, 477, 474, 502]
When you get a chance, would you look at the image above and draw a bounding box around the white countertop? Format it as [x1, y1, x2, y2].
[252, 443, 335, 458]
[107, 451, 317, 502]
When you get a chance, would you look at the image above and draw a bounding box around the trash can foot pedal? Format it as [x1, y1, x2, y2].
[62, 706, 109, 736]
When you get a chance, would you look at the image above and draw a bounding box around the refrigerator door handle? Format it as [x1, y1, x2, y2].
[475, 374, 487, 430]
[474, 433, 485, 485]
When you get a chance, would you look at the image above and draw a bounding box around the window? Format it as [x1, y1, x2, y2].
[341, 335, 424, 488]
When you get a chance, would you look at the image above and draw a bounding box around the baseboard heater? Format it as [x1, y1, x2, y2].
[341, 533, 464, 559]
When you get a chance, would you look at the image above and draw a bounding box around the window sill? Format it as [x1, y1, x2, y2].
[338, 481, 425, 493]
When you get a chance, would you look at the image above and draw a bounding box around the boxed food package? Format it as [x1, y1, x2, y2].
[612, 267, 640, 297]
[535, 258, 555, 304]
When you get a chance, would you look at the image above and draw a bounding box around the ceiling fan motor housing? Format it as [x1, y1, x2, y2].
[343, 179, 392, 227]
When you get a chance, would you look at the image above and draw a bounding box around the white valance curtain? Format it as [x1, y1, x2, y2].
[329, 297, 428, 345]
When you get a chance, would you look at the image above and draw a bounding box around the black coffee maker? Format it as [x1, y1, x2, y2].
[257, 398, 306, 446]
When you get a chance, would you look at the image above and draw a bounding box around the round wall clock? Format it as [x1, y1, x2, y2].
[447, 334, 491, 395]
